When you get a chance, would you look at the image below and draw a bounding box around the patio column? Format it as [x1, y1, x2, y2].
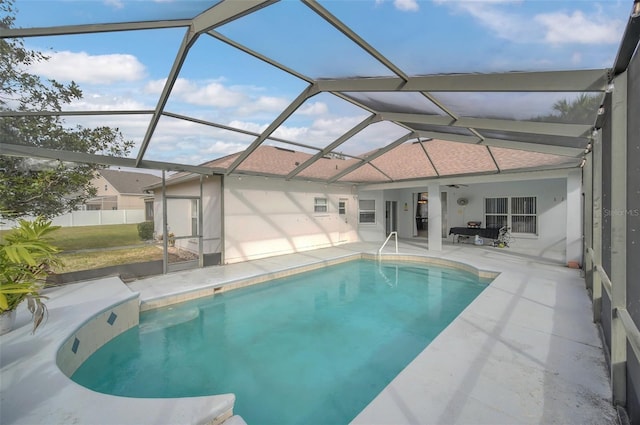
[566, 169, 582, 266]
[428, 182, 442, 251]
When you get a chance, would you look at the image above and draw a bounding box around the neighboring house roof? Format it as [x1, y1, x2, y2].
[148, 138, 580, 188]
[99, 170, 162, 195]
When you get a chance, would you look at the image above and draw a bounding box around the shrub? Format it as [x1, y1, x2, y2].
[137, 221, 154, 241]
[1, 217, 62, 333]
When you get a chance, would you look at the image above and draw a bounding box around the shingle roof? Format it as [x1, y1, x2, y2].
[99, 170, 161, 194]
[161, 138, 580, 186]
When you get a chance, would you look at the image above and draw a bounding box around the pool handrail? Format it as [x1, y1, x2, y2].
[378, 231, 398, 259]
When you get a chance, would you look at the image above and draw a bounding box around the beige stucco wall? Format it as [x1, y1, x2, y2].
[90, 175, 146, 210]
[224, 175, 358, 264]
[153, 175, 222, 255]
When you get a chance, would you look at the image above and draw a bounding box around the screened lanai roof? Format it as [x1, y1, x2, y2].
[1, 0, 637, 184]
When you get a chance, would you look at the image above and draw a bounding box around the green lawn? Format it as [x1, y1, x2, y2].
[2, 223, 155, 273]
[49, 223, 147, 251]
[49, 223, 155, 272]
[55, 245, 163, 273]
[3, 222, 195, 274]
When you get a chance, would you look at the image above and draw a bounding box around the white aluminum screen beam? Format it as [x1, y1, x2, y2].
[161, 111, 322, 152]
[192, 0, 276, 34]
[315, 69, 610, 93]
[286, 114, 382, 180]
[328, 132, 416, 183]
[302, 0, 409, 81]
[610, 70, 628, 407]
[135, 27, 195, 166]
[479, 138, 585, 157]
[226, 84, 320, 174]
[0, 20, 191, 39]
[382, 112, 591, 138]
[413, 130, 585, 157]
[135, 0, 276, 167]
[0, 143, 222, 175]
[208, 30, 313, 84]
[0, 110, 154, 117]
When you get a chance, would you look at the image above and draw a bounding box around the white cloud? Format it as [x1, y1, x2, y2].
[271, 125, 310, 141]
[394, 0, 419, 12]
[29, 51, 146, 84]
[311, 116, 364, 136]
[375, 0, 419, 12]
[155, 78, 245, 107]
[435, 1, 528, 41]
[104, 0, 124, 9]
[535, 10, 623, 45]
[298, 102, 329, 116]
[435, 0, 624, 46]
[237, 96, 290, 115]
[146, 78, 290, 115]
[67, 92, 148, 111]
[227, 120, 268, 135]
[187, 81, 247, 107]
[571, 52, 582, 65]
[144, 79, 167, 94]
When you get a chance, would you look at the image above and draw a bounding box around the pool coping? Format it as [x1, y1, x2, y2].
[1, 242, 616, 425]
[138, 252, 499, 311]
[0, 277, 235, 425]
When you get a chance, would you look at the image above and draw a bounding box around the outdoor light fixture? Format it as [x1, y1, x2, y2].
[633, 0, 640, 17]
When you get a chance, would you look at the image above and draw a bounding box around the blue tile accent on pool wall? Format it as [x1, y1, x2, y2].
[56, 297, 140, 378]
[71, 337, 80, 354]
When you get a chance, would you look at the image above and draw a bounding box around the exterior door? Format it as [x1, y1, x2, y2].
[385, 201, 398, 235]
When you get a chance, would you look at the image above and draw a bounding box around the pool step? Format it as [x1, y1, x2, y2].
[221, 415, 248, 425]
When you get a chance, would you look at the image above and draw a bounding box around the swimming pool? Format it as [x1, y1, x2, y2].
[72, 259, 489, 424]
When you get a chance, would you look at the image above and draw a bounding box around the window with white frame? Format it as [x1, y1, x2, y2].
[359, 199, 376, 224]
[314, 197, 328, 213]
[485, 197, 508, 229]
[511, 196, 537, 234]
[485, 196, 537, 234]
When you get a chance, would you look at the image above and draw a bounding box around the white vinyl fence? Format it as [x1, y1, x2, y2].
[0, 209, 146, 230]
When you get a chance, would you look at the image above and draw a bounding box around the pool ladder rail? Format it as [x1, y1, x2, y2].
[378, 231, 398, 259]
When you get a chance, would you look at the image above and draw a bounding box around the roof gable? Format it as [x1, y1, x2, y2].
[98, 170, 161, 194]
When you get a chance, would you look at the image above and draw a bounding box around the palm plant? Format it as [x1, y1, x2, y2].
[0, 217, 62, 333]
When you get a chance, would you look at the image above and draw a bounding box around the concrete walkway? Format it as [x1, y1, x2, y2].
[1, 241, 616, 425]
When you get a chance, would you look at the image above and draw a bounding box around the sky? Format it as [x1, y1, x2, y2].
[10, 0, 632, 168]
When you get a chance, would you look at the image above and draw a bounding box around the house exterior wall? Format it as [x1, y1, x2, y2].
[223, 175, 357, 264]
[444, 179, 568, 258]
[354, 189, 385, 243]
[153, 175, 222, 255]
[152, 172, 576, 264]
[373, 177, 572, 262]
[117, 194, 147, 210]
[89, 174, 147, 210]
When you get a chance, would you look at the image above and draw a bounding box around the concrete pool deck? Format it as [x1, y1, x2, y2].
[0, 241, 617, 425]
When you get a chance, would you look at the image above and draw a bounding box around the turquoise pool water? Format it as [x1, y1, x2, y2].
[72, 259, 489, 424]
